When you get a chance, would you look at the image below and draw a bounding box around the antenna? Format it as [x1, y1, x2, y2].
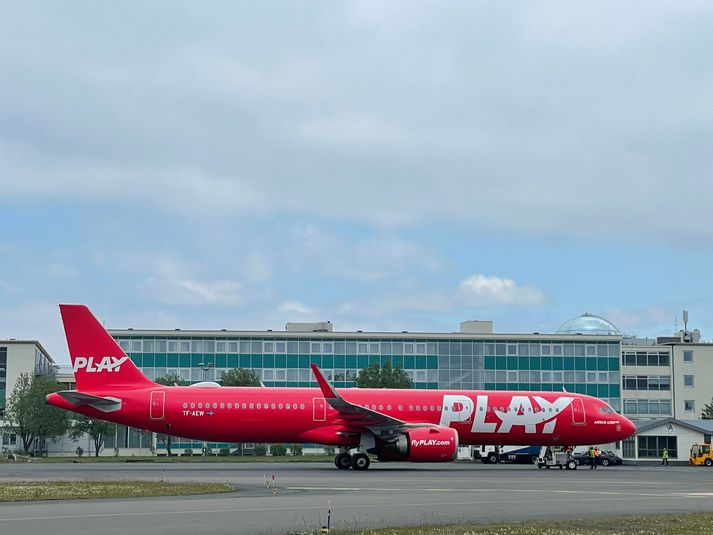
[683, 310, 689, 332]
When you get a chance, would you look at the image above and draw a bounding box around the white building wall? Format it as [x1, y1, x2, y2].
[672, 344, 713, 419]
[637, 422, 703, 461]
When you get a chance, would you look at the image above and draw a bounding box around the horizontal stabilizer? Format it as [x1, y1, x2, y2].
[56, 391, 122, 413]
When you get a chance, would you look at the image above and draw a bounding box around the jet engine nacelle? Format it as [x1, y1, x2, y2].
[378, 426, 459, 462]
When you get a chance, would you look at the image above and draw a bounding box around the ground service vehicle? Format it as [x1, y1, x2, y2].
[48, 305, 636, 470]
[690, 444, 713, 466]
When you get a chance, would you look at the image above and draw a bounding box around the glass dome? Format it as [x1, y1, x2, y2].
[556, 313, 621, 336]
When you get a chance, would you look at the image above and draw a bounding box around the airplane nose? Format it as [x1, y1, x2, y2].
[620, 415, 636, 438]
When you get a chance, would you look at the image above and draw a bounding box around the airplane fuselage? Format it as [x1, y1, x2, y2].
[50, 385, 629, 447]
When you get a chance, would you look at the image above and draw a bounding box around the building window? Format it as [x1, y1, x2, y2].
[684, 375, 694, 387]
[623, 436, 635, 458]
[684, 400, 695, 412]
[683, 350, 694, 362]
[637, 436, 677, 459]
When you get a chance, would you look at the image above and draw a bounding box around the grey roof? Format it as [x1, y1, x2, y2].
[635, 417, 713, 435]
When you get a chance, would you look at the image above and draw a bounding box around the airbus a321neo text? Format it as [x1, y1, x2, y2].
[48, 305, 636, 470]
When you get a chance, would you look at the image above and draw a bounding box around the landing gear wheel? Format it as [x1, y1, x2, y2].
[601, 459, 609, 467]
[351, 453, 371, 470]
[335, 452, 352, 470]
[705, 458, 712, 467]
[567, 460, 577, 470]
[487, 453, 499, 464]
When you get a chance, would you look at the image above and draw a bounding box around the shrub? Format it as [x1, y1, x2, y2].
[219, 448, 230, 457]
[75, 447, 84, 458]
[254, 444, 267, 456]
[291, 444, 303, 456]
[270, 444, 288, 456]
[184, 449, 193, 456]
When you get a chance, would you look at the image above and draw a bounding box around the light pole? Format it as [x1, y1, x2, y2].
[198, 362, 214, 462]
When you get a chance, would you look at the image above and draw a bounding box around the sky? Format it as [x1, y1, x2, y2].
[1, 1, 712, 365]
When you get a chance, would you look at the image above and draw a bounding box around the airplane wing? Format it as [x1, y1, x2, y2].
[55, 391, 122, 413]
[310, 364, 435, 437]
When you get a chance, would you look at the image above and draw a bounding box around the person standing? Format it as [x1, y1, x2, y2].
[662, 447, 669, 466]
[589, 446, 597, 470]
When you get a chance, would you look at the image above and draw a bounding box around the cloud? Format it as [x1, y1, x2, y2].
[459, 275, 546, 306]
[276, 301, 314, 315]
[1, 3, 712, 244]
[287, 224, 444, 281]
[139, 277, 243, 306]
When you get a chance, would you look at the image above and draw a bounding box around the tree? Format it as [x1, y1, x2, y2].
[702, 398, 713, 420]
[69, 415, 116, 457]
[154, 373, 187, 455]
[5, 373, 70, 454]
[355, 361, 413, 389]
[220, 368, 261, 387]
[270, 444, 287, 456]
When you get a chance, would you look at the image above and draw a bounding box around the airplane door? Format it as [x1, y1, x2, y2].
[571, 398, 585, 425]
[150, 391, 165, 420]
[312, 397, 326, 422]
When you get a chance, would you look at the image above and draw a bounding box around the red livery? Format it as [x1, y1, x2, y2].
[48, 305, 636, 470]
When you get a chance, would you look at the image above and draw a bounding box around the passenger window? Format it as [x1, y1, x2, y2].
[182, 402, 188, 409]
[398, 405, 403, 411]
[249, 403, 254, 409]
[220, 403, 225, 409]
[293, 403, 298, 409]
[416, 406, 421, 411]
[430, 405, 435, 411]
[190, 403, 195, 409]
[271, 403, 276, 409]
[198, 403, 203, 409]
[227, 403, 232, 409]
[257, 403, 261, 409]
[278, 404, 283, 409]
[242, 403, 247, 409]
[409, 405, 413, 411]
[213, 403, 217, 409]
[300, 403, 305, 409]
[379, 405, 383, 410]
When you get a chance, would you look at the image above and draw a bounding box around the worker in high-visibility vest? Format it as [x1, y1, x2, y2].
[588, 446, 597, 470]
[661, 447, 669, 466]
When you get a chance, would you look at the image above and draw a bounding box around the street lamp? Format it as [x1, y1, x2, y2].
[198, 362, 214, 382]
[198, 362, 214, 462]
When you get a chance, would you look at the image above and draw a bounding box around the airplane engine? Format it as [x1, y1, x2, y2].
[377, 426, 459, 462]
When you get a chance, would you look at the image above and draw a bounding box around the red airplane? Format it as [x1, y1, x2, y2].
[48, 305, 635, 470]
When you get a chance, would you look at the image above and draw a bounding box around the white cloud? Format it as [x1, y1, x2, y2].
[286, 225, 444, 281]
[459, 275, 546, 306]
[2, 3, 712, 244]
[139, 277, 243, 306]
[276, 301, 314, 315]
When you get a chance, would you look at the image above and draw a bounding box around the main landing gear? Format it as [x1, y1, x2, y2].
[334, 450, 371, 470]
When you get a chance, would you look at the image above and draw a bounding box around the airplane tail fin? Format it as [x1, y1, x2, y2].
[60, 304, 155, 391]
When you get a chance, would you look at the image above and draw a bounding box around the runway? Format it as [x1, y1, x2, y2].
[1, 461, 712, 534]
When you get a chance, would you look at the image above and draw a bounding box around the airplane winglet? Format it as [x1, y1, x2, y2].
[310, 363, 340, 401]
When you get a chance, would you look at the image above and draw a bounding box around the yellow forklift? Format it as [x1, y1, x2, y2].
[689, 443, 713, 466]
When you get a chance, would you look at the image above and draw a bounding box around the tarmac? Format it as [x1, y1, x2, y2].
[1, 461, 712, 534]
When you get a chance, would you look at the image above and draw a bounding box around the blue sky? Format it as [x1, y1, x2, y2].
[1, 2, 712, 365]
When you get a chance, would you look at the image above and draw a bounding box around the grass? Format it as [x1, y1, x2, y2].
[287, 513, 713, 534]
[0, 480, 233, 501]
[16, 454, 335, 463]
